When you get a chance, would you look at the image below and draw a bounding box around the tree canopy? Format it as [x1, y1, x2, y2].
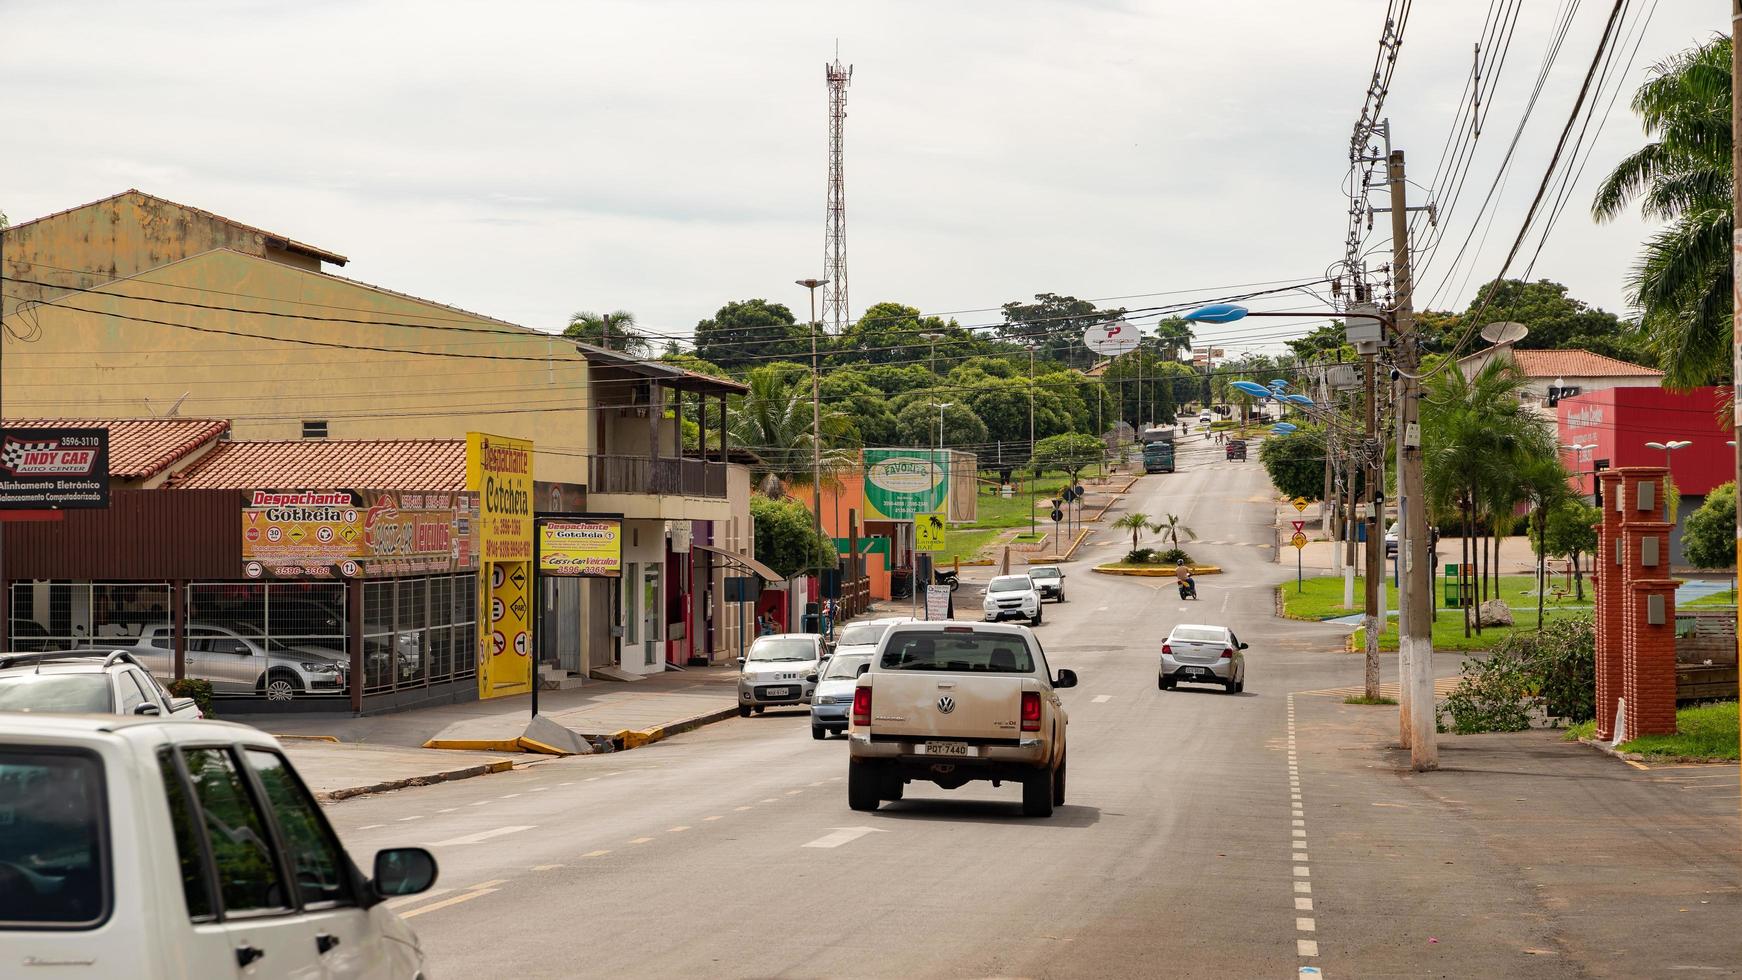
[695, 299, 809, 367]
[750, 495, 837, 579]
[998, 293, 1126, 369]
[1257, 425, 1327, 501]
[1681, 481, 1735, 569]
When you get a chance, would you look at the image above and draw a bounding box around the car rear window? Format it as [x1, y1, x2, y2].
[836, 622, 894, 647]
[0, 674, 113, 714]
[0, 748, 109, 929]
[880, 632, 1035, 673]
[1171, 627, 1226, 643]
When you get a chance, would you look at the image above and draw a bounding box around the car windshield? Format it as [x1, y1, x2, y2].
[823, 653, 873, 680]
[880, 632, 1035, 672]
[0, 674, 113, 713]
[1171, 627, 1227, 643]
[747, 638, 816, 662]
[1029, 568, 1060, 580]
[836, 622, 895, 647]
[988, 576, 1032, 593]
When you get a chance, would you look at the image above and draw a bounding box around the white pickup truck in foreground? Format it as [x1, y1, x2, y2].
[847, 622, 1076, 817]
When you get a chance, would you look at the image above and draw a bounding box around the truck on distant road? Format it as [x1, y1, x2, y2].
[1141, 429, 1176, 473]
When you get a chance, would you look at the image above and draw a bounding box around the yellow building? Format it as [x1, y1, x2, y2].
[1, 190, 760, 692]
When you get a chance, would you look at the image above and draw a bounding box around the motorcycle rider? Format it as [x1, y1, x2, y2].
[1174, 561, 1197, 600]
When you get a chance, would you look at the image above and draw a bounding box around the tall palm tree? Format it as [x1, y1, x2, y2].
[565, 309, 651, 355]
[727, 367, 855, 496]
[1154, 513, 1197, 552]
[1592, 35, 1731, 387]
[1113, 512, 1152, 556]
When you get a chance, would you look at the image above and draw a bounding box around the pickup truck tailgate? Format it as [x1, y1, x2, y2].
[867, 672, 1030, 740]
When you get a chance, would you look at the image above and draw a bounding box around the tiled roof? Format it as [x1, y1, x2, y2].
[171, 440, 467, 490]
[2, 418, 229, 478]
[1468, 346, 1662, 378]
[2, 189, 347, 265]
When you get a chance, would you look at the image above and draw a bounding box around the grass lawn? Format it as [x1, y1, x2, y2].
[1617, 702, 1739, 760]
[1352, 607, 1590, 652]
[964, 470, 1090, 530]
[1685, 588, 1737, 608]
[1281, 574, 1584, 622]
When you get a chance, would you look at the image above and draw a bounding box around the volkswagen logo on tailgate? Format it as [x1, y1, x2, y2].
[936, 695, 956, 714]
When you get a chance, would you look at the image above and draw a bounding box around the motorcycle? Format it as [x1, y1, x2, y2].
[933, 569, 961, 592]
[1177, 574, 1198, 600]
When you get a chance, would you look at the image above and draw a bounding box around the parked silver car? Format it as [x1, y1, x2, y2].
[0, 651, 203, 717]
[1158, 624, 1248, 693]
[736, 633, 824, 716]
[112, 623, 348, 701]
[809, 650, 874, 739]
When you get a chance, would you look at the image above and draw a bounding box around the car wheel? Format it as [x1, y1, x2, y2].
[847, 763, 881, 812]
[259, 671, 302, 702]
[1058, 590, 1065, 603]
[811, 725, 826, 740]
[1157, 675, 1166, 691]
[1235, 679, 1246, 694]
[754, 706, 765, 715]
[738, 705, 752, 718]
[880, 774, 904, 802]
[1223, 677, 1237, 694]
[1031, 609, 1043, 626]
[1052, 752, 1067, 806]
[1022, 767, 1056, 818]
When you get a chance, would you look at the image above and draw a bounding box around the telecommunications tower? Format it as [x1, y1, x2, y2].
[822, 55, 852, 333]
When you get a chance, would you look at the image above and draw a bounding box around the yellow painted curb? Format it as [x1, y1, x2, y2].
[1091, 564, 1224, 577]
[272, 734, 341, 743]
[421, 738, 526, 753]
[621, 726, 665, 750]
[485, 760, 514, 773]
[515, 737, 569, 756]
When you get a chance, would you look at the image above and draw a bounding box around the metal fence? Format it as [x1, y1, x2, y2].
[362, 573, 477, 695]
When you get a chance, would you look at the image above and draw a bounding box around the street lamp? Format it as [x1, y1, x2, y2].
[1563, 442, 1596, 499]
[1644, 439, 1691, 521]
[796, 278, 829, 609]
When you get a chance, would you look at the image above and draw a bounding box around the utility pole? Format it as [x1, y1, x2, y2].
[1362, 353, 1382, 701]
[1029, 345, 1037, 539]
[1388, 149, 1436, 770]
[797, 278, 828, 604]
[1731, 0, 1741, 734]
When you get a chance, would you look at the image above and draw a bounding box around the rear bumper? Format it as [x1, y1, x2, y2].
[811, 703, 850, 725]
[1160, 655, 1234, 682]
[849, 733, 1048, 772]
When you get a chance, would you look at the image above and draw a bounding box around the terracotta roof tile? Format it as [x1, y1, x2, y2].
[1470, 347, 1662, 378]
[170, 440, 467, 491]
[2, 418, 230, 479]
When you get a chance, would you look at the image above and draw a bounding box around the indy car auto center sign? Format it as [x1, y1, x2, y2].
[0, 428, 110, 509]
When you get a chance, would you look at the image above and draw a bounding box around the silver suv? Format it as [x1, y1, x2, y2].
[736, 633, 824, 716]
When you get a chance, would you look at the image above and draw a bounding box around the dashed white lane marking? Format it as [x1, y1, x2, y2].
[1297, 940, 1319, 957]
[531, 787, 549, 792]
[761, 798, 779, 803]
[704, 815, 723, 821]
[1297, 918, 1316, 932]
[428, 826, 534, 846]
[1295, 882, 1311, 894]
[583, 850, 610, 858]
[397, 816, 424, 822]
[734, 805, 753, 811]
[1296, 898, 1313, 911]
[802, 826, 886, 849]
[1287, 692, 1320, 973]
[629, 837, 655, 844]
[668, 826, 690, 833]
[785, 789, 803, 796]
[400, 882, 504, 919]
[467, 800, 491, 807]
[499, 793, 522, 799]
[437, 807, 458, 813]
[1091, 695, 1112, 703]
[531, 864, 563, 871]
[358, 824, 385, 830]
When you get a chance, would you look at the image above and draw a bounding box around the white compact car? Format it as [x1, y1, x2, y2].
[0, 715, 437, 979]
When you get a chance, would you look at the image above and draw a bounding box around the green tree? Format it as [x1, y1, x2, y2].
[1681, 481, 1736, 570]
[998, 293, 1127, 369]
[1113, 512, 1152, 557]
[695, 299, 809, 368]
[1542, 497, 1601, 600]
[893, 399, 987, 449]
[831, 301, 976, 367]
[564, 310, 650, 355]
[1151, 318, 1194, 362]
[750, 495, 837, 579]
[819, 372, 899, 446]
[1592, 34, 1732, 387]
[856, 363, 938, 397]
[729, 367, 855, 492]
[1153, 513, 1196, 552]
[1257, 426, 1327, 501]
[1031, 433, 1104, 482]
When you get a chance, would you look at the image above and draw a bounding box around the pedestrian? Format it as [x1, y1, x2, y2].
[757, 611, 775, 636]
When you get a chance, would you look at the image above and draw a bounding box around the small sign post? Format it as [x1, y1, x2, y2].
[1290, 530, 1309, 593]
[1292, 496, 1310, 513]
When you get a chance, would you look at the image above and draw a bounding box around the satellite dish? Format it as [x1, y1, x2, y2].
[1480, 321, 1529, 345]
[1082, 320, 1141, 357]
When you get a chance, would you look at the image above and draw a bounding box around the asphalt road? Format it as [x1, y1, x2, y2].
[325, 442, 1741, 978]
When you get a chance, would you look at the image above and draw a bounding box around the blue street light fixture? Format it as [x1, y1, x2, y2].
[1269, 379, 1290, 391]
[1286, 394, 1315, 406]
[1183, 303, 1248, 324]
[1272, 422, 1298, 434]
[1232, 380, 1272, 398]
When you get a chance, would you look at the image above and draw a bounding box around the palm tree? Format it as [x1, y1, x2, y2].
[565, 309, 651, 355]
[1113, 512, 1151, 556]
[727, 367, 855, 496]
[1154, 513, 1197, 552]
[1517, 454, 1571, 631]
[1592, 35, 1731, 387]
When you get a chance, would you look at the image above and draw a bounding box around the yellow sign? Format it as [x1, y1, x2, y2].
[540, 519, 622, 577]
[915, 512, 946, 552]
[469, 433, 534, 700]
[1292, 497, 1310, 513]
[1290, 532, 1309, 549]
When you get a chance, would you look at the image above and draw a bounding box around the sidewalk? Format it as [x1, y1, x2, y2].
[280, 739, 518, 801]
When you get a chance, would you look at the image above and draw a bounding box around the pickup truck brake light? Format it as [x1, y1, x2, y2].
[1020, 691, 1042, 732]
[852, 687, 873, 727]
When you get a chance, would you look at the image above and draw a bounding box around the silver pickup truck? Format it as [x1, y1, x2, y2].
[846, 622, 1076, 817]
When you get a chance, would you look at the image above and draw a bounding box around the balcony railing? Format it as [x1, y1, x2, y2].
[591, 455, 727, 498]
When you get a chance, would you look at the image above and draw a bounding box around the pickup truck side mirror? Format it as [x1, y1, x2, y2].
[1054, 669, 1078, 689]
[133, 702, 161, 716]
[372, 847, 438, 899]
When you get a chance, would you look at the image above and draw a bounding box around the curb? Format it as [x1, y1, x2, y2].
[273, 734, 340, 743]
[595, 704, 742, 751]
[318, 758, 514, 803]
[1091, 564, 1224, 577]
[1577, 736, 1735, 767]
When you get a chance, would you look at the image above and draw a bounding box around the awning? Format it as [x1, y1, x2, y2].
[692, 544, 784, 582]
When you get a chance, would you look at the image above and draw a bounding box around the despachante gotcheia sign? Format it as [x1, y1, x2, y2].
[0, 427, 110, 509]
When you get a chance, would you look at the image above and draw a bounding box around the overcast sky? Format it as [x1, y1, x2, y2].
[2, 1, 1721, 358]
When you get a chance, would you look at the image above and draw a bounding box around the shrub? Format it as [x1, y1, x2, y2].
[1125, 548, 1155, 564]
[1441, 616, 1594, 733]
[1160, 548, 1193, 565]
[168, 678, 215, 718]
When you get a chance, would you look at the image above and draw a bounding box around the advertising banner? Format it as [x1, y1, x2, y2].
[0, 427, 110, 509]
[539, 519, 622, 577]
[914, 512, 946, 552]
[861, 449, 949, 522]
[469, 433, 534, 700]
[241, 490, 477, 579]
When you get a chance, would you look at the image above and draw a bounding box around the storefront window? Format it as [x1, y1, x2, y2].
[360, 574, 476, 695]
[9, 582, 172, 652]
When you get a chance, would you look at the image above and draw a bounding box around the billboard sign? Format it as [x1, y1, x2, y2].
[538, 519, 623, 577]
[862, 449, 948, 521]
[0, 427, 109, 509]
[1082, 319, 1141, 357]
[241, 489, 477, 579]
[469, 433, 534, 700]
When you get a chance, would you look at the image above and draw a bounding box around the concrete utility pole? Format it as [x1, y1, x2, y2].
[1363, 353, 1382, 701]
[797, 278, 829, 599]
[1388, 149, 1436, 769]
[1029, 345, 1037, 539]
[1731, 0, 1742, 732]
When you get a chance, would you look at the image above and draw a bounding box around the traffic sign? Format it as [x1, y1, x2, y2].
[915, 512, 946, 552]
[1290, 532, 1309, 549]
[1050, 509, 1064, 523]
[1292, 497, 1310, 513]
[1291, 519, 1306, 533]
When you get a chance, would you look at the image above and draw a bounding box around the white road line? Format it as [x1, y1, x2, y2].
[386, 887, 452, 909]
[400, 886, 501, 919]
[428, 826, 534, 846]
[734, 805, 753, 811]
[786, 789, 803, 796]
[358, 824, 385, 830]
[397, 816, 424, 822]
[1294, 866, 1311, 877]
[1297, 917, 1316, 932]
[531, 787, 549, 792]
[467, 800, 491, 807]
[1091, 695, 1112, 703]
[1296, 898, 1313, 911]
[668, 826, 690, 833]
[1297, 940, 1319, 957]
[761, 798, 779, 803]
[437, 807, 458, 813]
[802, 826, 886, 849]
[531, 864, 563, 871]
[703, 815, 723, 821]
[582, 850, 610, 858]
[1295, 881, 1311, 894]
[499, 793, 523, 799]
[629, 836, 654, 844]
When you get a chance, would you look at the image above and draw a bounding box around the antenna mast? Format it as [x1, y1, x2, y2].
[823, 55, 852, 334]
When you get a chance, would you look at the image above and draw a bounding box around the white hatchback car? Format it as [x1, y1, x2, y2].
[0, 715, 437, 979]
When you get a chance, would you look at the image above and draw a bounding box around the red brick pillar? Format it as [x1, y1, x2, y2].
[1614, 466, 1669, 742]
[1625, 579, 1680, 738]
[1593, 471, 1625, 740]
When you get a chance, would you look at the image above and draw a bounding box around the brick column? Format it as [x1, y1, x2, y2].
[1593, 470, 1625, 740]
[1625, 579, 1680, 738]
[1614, 466, 1668, 743]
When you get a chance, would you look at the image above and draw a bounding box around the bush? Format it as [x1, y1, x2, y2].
[168, 678, 215, 718]
[1441, 616, 1594, 733]
[1125, 548, 1155, 564]
[1160, 548, 1193, 565]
